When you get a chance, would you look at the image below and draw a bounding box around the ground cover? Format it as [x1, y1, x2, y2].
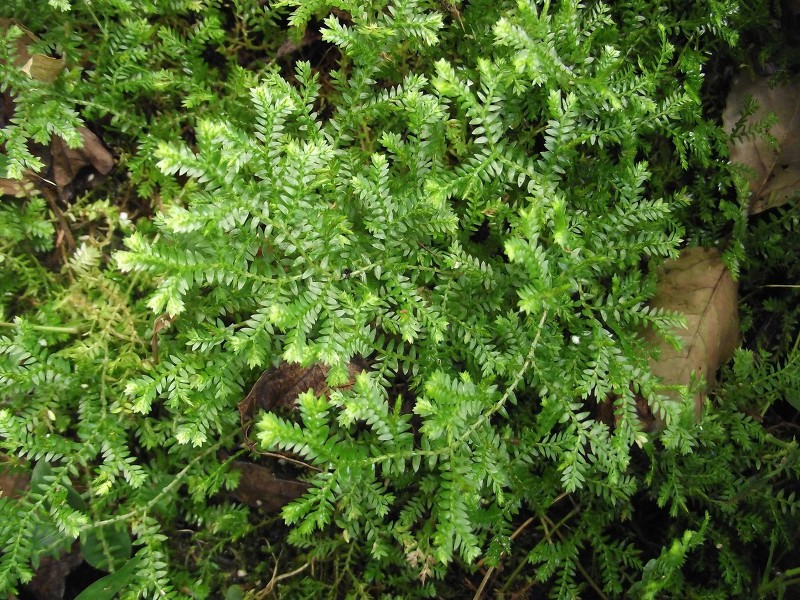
[1, 1, 799, 598]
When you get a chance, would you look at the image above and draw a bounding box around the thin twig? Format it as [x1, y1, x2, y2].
[258, 450, 322, 472]
[257, 560, 311, 598]
[473, 484, 571, 598]
[543, 514, 608, 600]
[473, 567, 493, 600]
[43, 189, 75, 255]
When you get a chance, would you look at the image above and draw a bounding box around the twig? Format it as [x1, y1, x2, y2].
[543, 514, 608, 600]
[473, 568, 493, 600]
[256, 560, 311, 598]
[474, 493, 572, 598]
[43, 188, 75, 255]
[257, 450, 323, 473]
[475, 516, 537, 572]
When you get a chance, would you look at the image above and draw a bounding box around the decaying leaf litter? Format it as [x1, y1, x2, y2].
[0, 20, 114, 199]
[639, 71, 800, 427]
[723, 74, 800, 214]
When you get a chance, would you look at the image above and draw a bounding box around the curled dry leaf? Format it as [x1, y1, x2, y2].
[1, 126, 114, 199]
[0, 19, 44, 69]
[0, 18, 66, 83]
[20, 53, 65, 83]
[644, 247, 740, 427]
[723, 74, 800, 214]
[51, 127, 115, 190]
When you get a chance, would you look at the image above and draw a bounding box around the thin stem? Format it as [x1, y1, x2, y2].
[49, 437, 227, 541]
[498, 555, 533, 595]
[759, 567, 800, 595]
[0, 321, 83, 334]
[257, 450, 322, 473]
[544, 513, 608, 600]
[256, 560, 311, 598]
[473, 517, 536, 600]
[473, 567, 493, 600]
[366, 310, 550, 467]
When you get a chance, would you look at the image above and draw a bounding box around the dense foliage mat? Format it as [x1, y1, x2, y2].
[1, 0, 799, 598]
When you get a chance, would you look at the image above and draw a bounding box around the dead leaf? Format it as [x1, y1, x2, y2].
[0, 467, 29, 498]
[23, 545, 83, 600]
[21, 53, 65, 83]
[238, 360, 366, 449]
[0, 18, 36, 68]
[239, 361, 363, 420]
[51, 128, 114, 190]
[1, 21, 112, 200]
[0, 19, 114, 199]
[239, 362, 329, 424]
[0, 19, 66, 82]
[0, 176, 38, 197]
[0, 127, 114, 200]
[596, 392, 659, 433]
[229, 461, 309, 512]
[645, 247, 740, 427]
[723, 74, 800, 213]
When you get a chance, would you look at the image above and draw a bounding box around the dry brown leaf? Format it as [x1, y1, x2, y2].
[723, 74, 800, 214]
[23, 546, 83, 600]
[238, 360, 366, 449]
[0, 467, 29, 499]
[0, 176, 38, 197]
[20, 53, 65, 83]
[234, 362, 366, 509]
[51, 127, 114, 189]
[645, 247, 740, 427]
[238, 362, 332, 422]
[0, 19, 66, 82]
[0, 18, 36, 68]
[239, 361, 364, 420]
[1, 22, 113, 199]
[229, 461, 309, 512]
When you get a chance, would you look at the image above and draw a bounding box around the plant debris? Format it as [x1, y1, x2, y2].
[645, 247, 740, 425]
[723, 74, 800, 214]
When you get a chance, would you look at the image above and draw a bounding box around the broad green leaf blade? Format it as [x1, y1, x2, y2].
[81, 525, 132, 571]
[74, 556, 140, 600]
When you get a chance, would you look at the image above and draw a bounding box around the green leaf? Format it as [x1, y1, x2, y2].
[81, 525, 132, 572]
[31, 461, 87, 511]
[74, 556, 140, 600]
[225, 584, 245, 600]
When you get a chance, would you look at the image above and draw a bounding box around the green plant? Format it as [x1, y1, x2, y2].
[1, 0, 798, 598]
